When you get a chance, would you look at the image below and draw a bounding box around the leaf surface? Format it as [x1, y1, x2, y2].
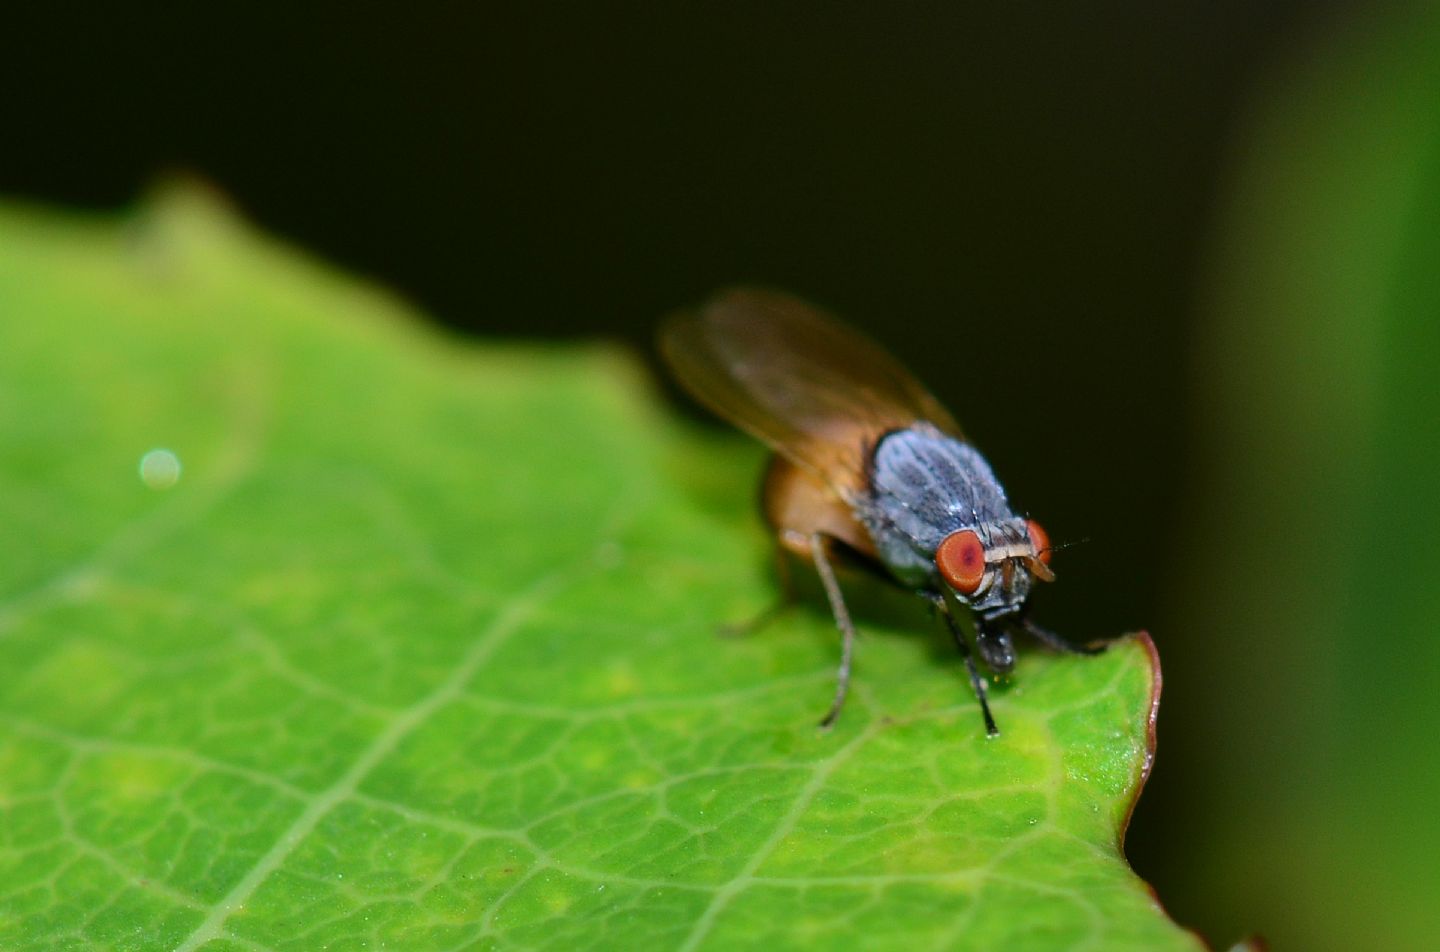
[0, 187, 1198, 951]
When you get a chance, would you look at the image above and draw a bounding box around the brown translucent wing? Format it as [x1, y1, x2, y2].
[659, 287, 963, 501]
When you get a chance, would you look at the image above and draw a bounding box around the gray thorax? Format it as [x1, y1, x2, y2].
[859, 423, 1034, 616]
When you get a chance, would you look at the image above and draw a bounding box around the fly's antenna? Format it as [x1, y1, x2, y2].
[1044, 536, 1090, 557]
[1020, 511, 1088, 561]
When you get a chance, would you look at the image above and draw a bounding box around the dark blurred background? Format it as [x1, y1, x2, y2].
[9, 3, 1438, 949]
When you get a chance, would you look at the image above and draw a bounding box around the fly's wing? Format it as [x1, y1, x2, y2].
[659, 287, 964, 502]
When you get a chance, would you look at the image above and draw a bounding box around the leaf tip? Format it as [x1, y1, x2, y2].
[1118, 630, 1163, 848]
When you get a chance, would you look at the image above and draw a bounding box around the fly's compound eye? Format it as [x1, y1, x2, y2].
[936, 529, 987, 595]
[1026, 519, 1052, 565]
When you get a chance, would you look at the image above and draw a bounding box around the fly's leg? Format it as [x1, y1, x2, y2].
[810, 532, 858, 729]
[1015, 616, 1108, 655]
[929, 593, 999, 736]
[718, 545, 796, 638]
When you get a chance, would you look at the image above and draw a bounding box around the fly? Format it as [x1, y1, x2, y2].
[660, 287, 1108, 736]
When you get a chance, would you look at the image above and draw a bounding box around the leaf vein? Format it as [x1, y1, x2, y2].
[170, 566, 570, 952]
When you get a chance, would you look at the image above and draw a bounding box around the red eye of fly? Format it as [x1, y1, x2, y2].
[936, 529, 987, 595]
[1026, 519, 1052, 565]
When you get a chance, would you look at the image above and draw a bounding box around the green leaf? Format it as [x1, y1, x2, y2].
[0, 186, 1198, 951]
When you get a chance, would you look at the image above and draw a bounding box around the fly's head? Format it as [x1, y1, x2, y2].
[933, 518, 1055, 669]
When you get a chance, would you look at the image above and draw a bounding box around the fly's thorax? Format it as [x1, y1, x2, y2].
[858, 426, 1040, 616]
[859, 424, 1016, 576]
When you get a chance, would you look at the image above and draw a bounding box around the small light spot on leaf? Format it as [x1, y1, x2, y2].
[138, 448, 182, 489]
